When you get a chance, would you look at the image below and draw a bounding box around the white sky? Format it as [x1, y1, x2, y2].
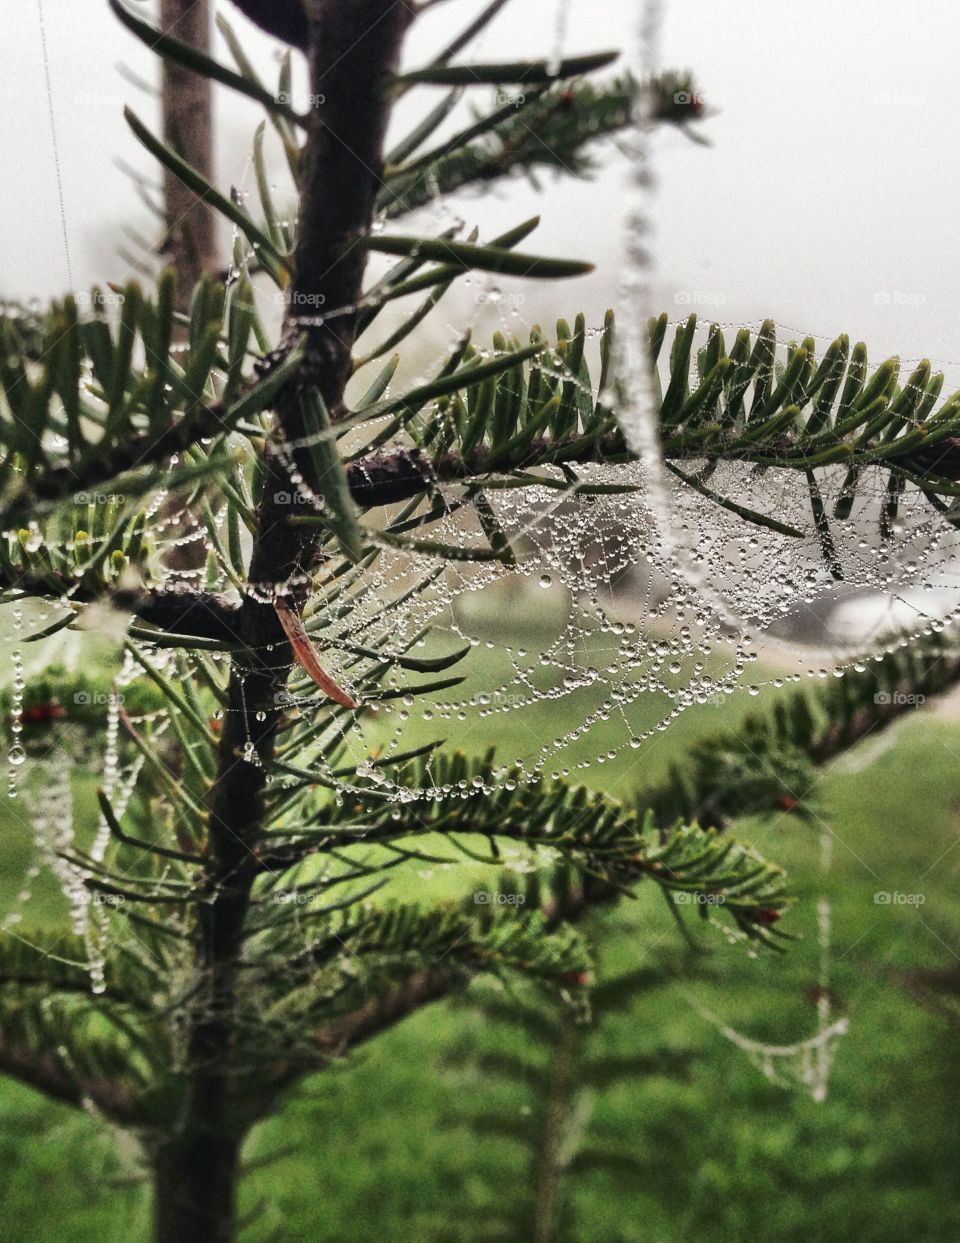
[2, 0, 959, 383]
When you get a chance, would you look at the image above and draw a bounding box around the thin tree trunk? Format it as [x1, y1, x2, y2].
[152, 1131, 242, 1243]
[149, 4, 414, 1240]
[158, 0, 218, 572]
[159, 0, 218, 300]
[532, 1025, 576, 1243]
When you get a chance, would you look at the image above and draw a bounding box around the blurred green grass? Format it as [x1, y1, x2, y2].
[2, 614, 960, 1241]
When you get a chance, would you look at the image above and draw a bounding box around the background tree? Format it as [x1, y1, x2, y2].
[158, 0, 218, 299]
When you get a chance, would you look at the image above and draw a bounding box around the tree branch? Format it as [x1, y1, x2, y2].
[2, 573, 242, 645]
[314, 967, 461, 1056]
[343, 434, 627, 507]
[0, 1038, 139, 1122]
[341, 433, 960, 511]
[313, 640, 960, 1055]
[20, 420, 960, 528]
[117, 586, 242, 642]
[2, 398, 232, 520]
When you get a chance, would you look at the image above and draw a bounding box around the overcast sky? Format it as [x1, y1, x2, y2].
[3, 0, 960, 386]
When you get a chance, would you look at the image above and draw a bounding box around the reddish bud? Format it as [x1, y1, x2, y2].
[18, 704, 66, 726]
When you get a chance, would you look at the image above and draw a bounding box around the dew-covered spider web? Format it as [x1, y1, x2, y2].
[6, 0, 960, 1099]
[683, 828, 846, 1103]
[8, 0, 960, 807]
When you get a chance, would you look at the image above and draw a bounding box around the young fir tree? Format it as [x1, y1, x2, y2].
[3, 3, 960, 1240]
[430, 951, 705, 1243]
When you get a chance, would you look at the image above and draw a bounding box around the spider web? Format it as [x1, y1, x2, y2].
[684, 832, 846, 1103]
[6, 0, 960, 810]
[1, 0, 956, 1091]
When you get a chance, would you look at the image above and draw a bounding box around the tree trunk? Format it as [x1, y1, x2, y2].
[154, 6, 415, 1242]
[159, 0, 218, 300]
[158, 0, 218, 572]
[151, 1131, 241, 1243]
[531, 1024, 576, 1243]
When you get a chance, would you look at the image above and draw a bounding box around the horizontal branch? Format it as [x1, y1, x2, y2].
[4, 400, 230, 520]
[807, 646, 960, 764]
[4, 573, 243, 644]
[0, 1036, 139, 1122]
[17, 429, 960, 632]
[313, 966, 459, 1056]
[381, 75, 650, 219]
[342, 433, 960, 510]
[343, 435, 627, 508]
[304, 642, 960, 1056]
[308, 868, 616, 1060]
[117, 585, 242, 643]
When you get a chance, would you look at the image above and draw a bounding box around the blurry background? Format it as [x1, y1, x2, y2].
[3, 1, 960, 368]
[2, 2, 960, 1240]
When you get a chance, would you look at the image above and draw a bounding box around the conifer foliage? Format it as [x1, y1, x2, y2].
[1, 3, 958, 1240]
